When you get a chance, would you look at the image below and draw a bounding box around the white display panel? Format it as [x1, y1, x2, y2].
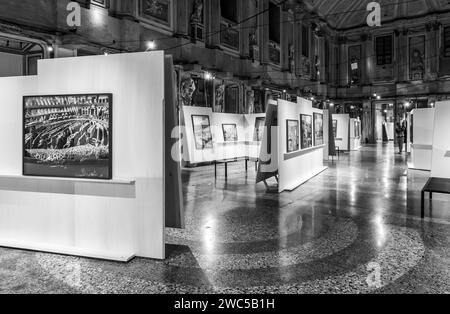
[277, 98, 327, 192]
[431, 102, 450, 178]
[0, 52, 165, 261]
[323, 109, 330, 159]
[181, 106, 216, 164]
[333, 114, 350, 151]
[406, 112, 412, 154]
[244, 113, 266, 159]
[212, 113, 247, 161]
[386, 122, 395, 141]
[409, 108, 435, 171]
[181, 107, 266, 163]
[350, 118, 362, 151]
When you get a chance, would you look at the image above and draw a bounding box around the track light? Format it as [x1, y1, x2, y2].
[204, 72, 214, 80]
[146, 40, 156, 51]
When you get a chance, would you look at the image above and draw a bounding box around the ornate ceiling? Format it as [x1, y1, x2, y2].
[301, 0, 450, 30]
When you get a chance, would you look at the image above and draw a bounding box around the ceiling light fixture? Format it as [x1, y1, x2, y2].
[146, 40, 156, 51]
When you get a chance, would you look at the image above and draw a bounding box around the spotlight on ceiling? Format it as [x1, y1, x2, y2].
[204, 72, 214, 80]
[146, 40, 156, 51]
[377, 95, 381, 100]
[47, 46, 54, 52]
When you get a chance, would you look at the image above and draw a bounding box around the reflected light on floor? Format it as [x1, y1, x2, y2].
[202, 216, 216, 254]
[373, 215, 387, 248]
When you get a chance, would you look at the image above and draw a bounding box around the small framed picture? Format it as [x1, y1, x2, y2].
[286, 119, 299, 153]
[300, 114, 313, 149]
[222, 124, 238, 142]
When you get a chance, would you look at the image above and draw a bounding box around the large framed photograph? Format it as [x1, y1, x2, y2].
[300, 114, 313, 149]
[286, 119, 299, 153]
[333, 119, 338, 139]
[253, 117, 266, 142]
[222, 124, 238, 142]
[191, 115, 213, 150]
[313, 113, 324, 146]
[23, 93, 112, 179]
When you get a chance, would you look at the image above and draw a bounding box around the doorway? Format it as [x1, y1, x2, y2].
[375, 102, 395, 142]
[0, 34, 45, 77]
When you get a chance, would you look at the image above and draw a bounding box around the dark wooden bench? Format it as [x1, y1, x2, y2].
[421, 177, 450, 218]
[214, 157, 259, 179]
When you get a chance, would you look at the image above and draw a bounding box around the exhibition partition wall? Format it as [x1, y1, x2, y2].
[323, 109, 330, 159]
[409, 108, 435, 171]
[256, 100, 278, 185]
[244, 113, 267, 159]
[181, 106, 216, 164]
[0, 52, 167, 261]
[431, 101, 450, 178]
[277, 98, 327, 192]
[333, 114, 350, 151]
[406, 112, 412, 154]
[164, 55, 184, 229]
[350, 118, 362, 151]
[212, 113, 247, 161]
[181, 106, 265, 164]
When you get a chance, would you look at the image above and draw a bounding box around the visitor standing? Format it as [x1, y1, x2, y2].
[395, 122, 405, 153]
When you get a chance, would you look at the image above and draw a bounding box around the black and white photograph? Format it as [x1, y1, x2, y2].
[300, 114, 313, 149]
[222, 123, 238, 142]
[253, 117, 266, 142]
[313, 113, 324, 146]
[286, 119, 299, 153]
[1, 0, 450, 305]
[191, 115, 213, 150]
[23, 94, 112, 179]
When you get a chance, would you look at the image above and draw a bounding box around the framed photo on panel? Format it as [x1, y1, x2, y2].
[300, 114, 313, 149]
[23, 93, 113, 179]
[253, 117, 266, 142]
[313, 113, 324, 146]
[222, 124, 238, 142]
[286, 119, 299, 153]
[191, 115, 213, 150]
[333, 119, 338, 139]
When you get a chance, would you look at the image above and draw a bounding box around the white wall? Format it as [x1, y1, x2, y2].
[431, 102, 450, 178]
[277, 98, 327, 192]
[406, 112, 412, 153]
[182, 107, 266, 163]
[0, 52, 165, 260]
[333, 114, 350, 151]
[181, 106, 216, 163]
[244, 113, 265, 159]
[350, 118, 362, 150]
[212, 113, 247, 160]
[410, 108, 435, 171]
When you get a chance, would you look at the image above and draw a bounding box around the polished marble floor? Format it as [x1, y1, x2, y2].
[1, 143, 450, 294]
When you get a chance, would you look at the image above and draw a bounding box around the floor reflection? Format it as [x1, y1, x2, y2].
[0, 143, 449, 293]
